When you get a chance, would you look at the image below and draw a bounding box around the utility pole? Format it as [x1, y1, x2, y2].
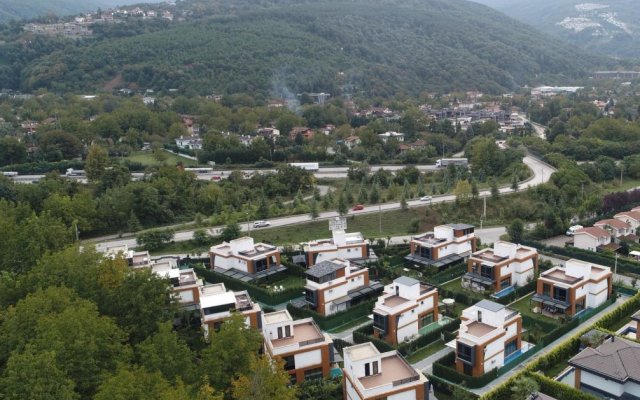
[378, 204, 382, 234]
[615, 253, 619, 277]
[621, 164, 624, 186]
[246, 211, 251, 237]
[483, 196, 487, 219]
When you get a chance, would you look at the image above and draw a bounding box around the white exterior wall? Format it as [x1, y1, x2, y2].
[624, 381, 640, 397]
[575, 285, 587, 302]
[573, 234, 599, 252]
[345, 378, 361, 400]
[314, 246, 365, 264]
[177, 290, 194, 303]
[294, 349, 322, 369]
[581, 371, 625, 397]
[483, 338, 505, 371]
[434, 226, 454, 241]
[388, 390, 417, 400]
[615, 216, 640, 231]
[586, 280, 609, 308]
[513, 259, 535, 286]
[214, 256, 249, 272]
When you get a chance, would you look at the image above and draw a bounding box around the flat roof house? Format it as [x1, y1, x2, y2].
[372, 276, 439, 346]
[532, 259, 612, 318]
[210, 237, 284, 281]
[343, 342, 430, 400]
[573, 226, 618, 253]
[302, 230, 368, 267]
[304, 259, 383, 316]
[262, 310, 334, 384]
[463, 241, 538, 295]
[150, 260, 202, 306]
[405, 224, 476, 269]
[455, 300, 522, 377]
[103, 244, 152, 268]
[569, 336, 640, 399]
[199, 283, 262, 339]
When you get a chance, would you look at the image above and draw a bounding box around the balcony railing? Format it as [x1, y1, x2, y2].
[504, 309, 519, 321]
[392, 375, 419, 387]
[299, 337, 325, 347]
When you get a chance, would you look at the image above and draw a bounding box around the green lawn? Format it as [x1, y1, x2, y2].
[599, 178, 640, 194]
[405, 340, 447, 364]
[509, 293, 560, 339]
[439, 278, 485, 303]
[123, 150, 199, 167]
[251, 207, 429, 245]
[255, 274, 305, 291]
[326, 316, 371, 333]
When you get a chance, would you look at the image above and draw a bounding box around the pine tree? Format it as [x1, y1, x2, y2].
[309, 197, 319, 220]
[471, 179, 479, 200]
[127, 211, 142, 232]
[256, 193, 269, 219]
[490, 178, 500, 200]
[337, 191, 348, 216]
[417, 174, 425, 197]
[511, 174, 519, 190]
[369, 183, 380, 204]
[357, 184, 368, 204]
[400, 192, 408, 210]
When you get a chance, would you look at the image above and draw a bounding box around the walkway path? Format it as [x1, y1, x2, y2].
[412, 346, 454, 373]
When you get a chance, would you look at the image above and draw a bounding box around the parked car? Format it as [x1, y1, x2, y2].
[253, 220, 270, 228]
[211, 175, 221, 181]
[352, 204, 364, 211]
[566, 225, 583, 236]
[420, 196, 432, 202]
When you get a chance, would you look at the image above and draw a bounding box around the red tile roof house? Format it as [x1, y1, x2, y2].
[572, 227, 618, 253]
[289, 126, 314, 141]
[594, 219, 633, 242]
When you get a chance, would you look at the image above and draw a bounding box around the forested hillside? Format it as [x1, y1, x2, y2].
[9, 0, 606, 97]
[471, 0, 640, 58]
[0, 0, 162, 22]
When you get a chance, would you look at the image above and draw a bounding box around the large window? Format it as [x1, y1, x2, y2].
[457, 342, 474, 364]
[418, 246, 433, 260]
[543, 284, 551, 297]
[419, 313, 434, 329]
[504, 339, 517, 357]
[254, 258, 268, 273]
[283, 355, 295, 371]
[202, 303, 235, 315]
[480, 264, 494, 279]
[373, 313, 387, 333]
[304, 367, 323, 380]
[305, 289, 317, 306]
[500, 277, 511, 290]
[553, 287, 568, 303]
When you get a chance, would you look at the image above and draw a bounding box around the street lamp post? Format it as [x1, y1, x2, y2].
[247, 212, 251, 238]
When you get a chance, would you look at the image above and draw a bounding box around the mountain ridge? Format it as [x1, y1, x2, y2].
[7, 0, 613, 96]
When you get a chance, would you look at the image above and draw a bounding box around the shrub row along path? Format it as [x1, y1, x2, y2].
[89, 155, 556, 251]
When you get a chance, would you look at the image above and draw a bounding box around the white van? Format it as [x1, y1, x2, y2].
[565, 225, 583, 236]
[253, 221, 270, 228]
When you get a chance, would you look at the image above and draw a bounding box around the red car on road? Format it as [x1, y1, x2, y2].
[352, 204, 364, 211]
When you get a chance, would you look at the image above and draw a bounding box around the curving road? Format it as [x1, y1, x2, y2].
[90, 154, 556, 252]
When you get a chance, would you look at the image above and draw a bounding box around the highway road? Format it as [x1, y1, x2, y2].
[91, 154, 555, 252]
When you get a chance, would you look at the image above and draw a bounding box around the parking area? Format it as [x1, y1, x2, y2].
[540, 234, 572, 248]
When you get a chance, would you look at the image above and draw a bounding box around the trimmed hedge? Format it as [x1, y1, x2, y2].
[425, 263, 467, 285]
[195, 267, 303, 305]
[397, 318, 459, 356]
[286, 300, 376, 331]
[428, 373, 479, 400]
[352, 318, 460, 357]
[521, 239, 640, 275]
[432, 352, 500, 388]
[531, 373, 599, 400]
[353, 324, 395, 353]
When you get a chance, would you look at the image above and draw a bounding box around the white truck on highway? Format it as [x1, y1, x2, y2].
[435, 158, 468, 168]
[288, 162, 320, 171]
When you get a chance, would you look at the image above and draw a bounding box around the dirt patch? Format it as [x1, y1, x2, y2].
[103, 72, 123, 91]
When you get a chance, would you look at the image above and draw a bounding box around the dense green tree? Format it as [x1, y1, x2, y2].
[200, 314, 263, 392]
[510, 376, 539, 400]
[85, 144, 109, 181]
[221, 220, 242, 242]
[136, 322, 195, 384]
[94, 366, 191, 400]
[232, 356, 297, 400]
[508, 219, 525, 243]
[137, 229, 175, 251]
[0, 136, 27, 166]
[0, 349, 79, 400]
[337, 190, 348, 216]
